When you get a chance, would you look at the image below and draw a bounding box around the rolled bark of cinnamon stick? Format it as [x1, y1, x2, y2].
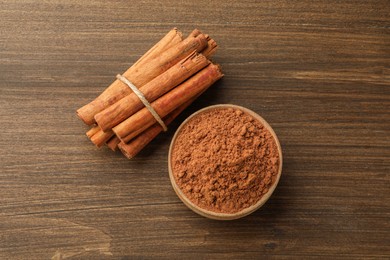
[113, 63, 223, 143]
[202, 35, 218, 57]
[94, 52, 210, 132]
[86, 125, 114, 148]
[90, 128, 114, 148]
[86, 126, 100, 139]
[76, 29, 208, 125]
[118, 98, 196, 159]
[107, 136, 121, 151]
[132, 28, 182, 68]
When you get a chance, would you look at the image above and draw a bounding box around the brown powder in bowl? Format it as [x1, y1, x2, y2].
[171, 107, 280, 214]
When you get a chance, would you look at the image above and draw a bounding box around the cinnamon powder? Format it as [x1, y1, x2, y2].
[171, 107, 280, 214]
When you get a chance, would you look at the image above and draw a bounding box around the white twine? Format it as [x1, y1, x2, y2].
[116, 74, 167, 131]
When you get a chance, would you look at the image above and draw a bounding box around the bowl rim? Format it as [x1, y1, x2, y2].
[168, 104, 283, 220]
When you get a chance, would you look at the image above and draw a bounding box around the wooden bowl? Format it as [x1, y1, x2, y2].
[168, 104, 283, 220]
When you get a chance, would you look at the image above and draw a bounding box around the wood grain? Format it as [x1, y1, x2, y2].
[0, 0, 389, 258]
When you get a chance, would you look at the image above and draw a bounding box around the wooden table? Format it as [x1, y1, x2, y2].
[1, 1, 389, 258]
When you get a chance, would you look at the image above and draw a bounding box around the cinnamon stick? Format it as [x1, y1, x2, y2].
[118, 98, 197, 159]
[89, 128, 114, 148]
[189, 29, 202, 37]
[94, 52, 210, 132]
[76, 29, 208, 125]
[202, 35, 218, 57]
[113, 63, 223, 143]
[86, 126, 100, 139]
[107, 136, 121, 151]
[133, 28, 182, 68]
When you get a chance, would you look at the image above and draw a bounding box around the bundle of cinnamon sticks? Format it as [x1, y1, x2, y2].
[76, 28, 223, 159]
